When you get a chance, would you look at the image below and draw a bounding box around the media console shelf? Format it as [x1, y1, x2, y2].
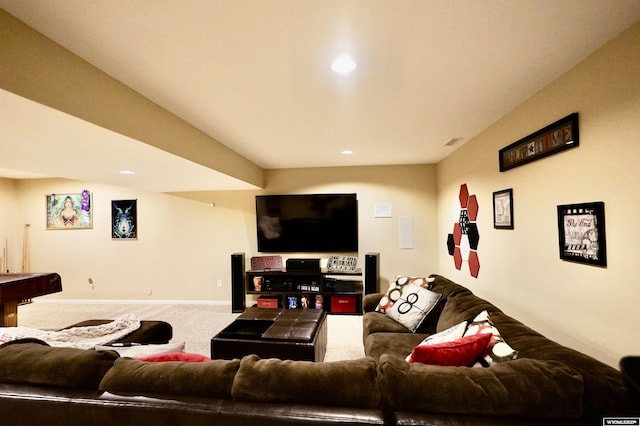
[247, 268, 363, 315]
[230, 253, 380, 315]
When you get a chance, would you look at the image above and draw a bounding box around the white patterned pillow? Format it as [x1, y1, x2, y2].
[463, 310, 517, 367]
[375, 275, 434, 313]
[386, 284, 441, 332]
[405, 321, 467, 362]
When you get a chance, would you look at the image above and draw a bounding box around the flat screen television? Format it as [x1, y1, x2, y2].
[256, 193, 358, 253]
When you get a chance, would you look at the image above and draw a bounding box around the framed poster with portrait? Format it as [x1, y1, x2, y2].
[557, 201, 606, 267]
[111, 199, 137, 239]
[46, 191, 93, 229]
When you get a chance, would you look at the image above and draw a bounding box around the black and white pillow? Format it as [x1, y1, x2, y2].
[463, 310, 518, 367]
[386, 283, 442, 332]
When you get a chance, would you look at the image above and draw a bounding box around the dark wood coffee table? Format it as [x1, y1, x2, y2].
[210, 308, 327, 362]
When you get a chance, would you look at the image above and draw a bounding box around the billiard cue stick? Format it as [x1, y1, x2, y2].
[22, 224, 30, 273]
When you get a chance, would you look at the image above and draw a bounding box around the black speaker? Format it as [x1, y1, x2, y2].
[286, 258, 321, 272]
[231, 252, 246, 313]
[364, 252, 379, 295]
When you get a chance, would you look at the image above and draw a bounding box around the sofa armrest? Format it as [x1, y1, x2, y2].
[363, 293, 384, 313]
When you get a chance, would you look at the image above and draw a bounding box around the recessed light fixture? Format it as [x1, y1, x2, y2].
[331, 54, 357, 75]
[341, 150, 354, 155]
[119, 170, 137, 175]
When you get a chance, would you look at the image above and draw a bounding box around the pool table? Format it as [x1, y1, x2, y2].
[0, 273, 62, 326]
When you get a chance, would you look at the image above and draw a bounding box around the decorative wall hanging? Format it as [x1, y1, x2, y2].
[446, 184, 480, 278]
[499, 113, 579, 172]
[557, 201, 606, 267]
[46, 191, 93, 229]
[111, 199, 137, 239]
[493, 188, 514, 229]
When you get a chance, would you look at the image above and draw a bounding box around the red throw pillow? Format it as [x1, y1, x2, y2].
[407, 333, 492, 366]
[137, 352, 211, 362]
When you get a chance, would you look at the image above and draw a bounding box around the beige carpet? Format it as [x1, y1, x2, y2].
[16, 301, 365, 362]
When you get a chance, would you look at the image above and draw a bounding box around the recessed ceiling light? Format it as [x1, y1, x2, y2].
[119, 170, 136, 175]
[341, 150, 354, 155]
[331, 54, 357, 75]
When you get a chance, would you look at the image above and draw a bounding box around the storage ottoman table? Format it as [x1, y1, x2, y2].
[210, 308, 327, 362]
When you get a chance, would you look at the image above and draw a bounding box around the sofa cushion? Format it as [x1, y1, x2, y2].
[363, 311, 414, 337]
[428, 274, 475, 299]
[378, 353, 584, 419]
[99, 356, 239, 398]
[375, 276, 433, 313]
[386, 284, 442, 332]
[436, 293, 497, 333]
[231, 354, 381, 409]
[0, 339, 119, 389]
[365, 331, 428, 359]
[463, 310, 518, 366]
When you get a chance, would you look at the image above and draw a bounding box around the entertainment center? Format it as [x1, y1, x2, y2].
[231, 253, 380, 315]
[247, 267, 364, 314]
[231, 193, 378, 314]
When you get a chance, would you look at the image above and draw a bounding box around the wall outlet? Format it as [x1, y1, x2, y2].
[217, 279, 223, 288]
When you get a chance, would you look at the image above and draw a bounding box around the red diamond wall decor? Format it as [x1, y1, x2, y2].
[446, 183, 480, 278]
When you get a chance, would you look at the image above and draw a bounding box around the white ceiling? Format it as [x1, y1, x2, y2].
[1, 0, 639, 192]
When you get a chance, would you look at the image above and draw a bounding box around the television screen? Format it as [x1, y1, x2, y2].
[256, 193, 358, 253]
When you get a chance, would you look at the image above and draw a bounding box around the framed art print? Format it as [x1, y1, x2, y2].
[499, 113, 579, 172]
[46, 191, 93, 229]
[493, 188, 513, 229]
[557, 201, 606, 267]
[111, 199, 137, 239]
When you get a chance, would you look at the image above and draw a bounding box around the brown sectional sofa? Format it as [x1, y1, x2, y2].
[0, 274, 636, 425]
[364, 274, 636, 424]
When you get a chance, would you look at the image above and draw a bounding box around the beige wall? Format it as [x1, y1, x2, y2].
[436, 22, 640, 367]
[2, 163, 437, 302]
[6, 178, 250, 300]
[0, 178, 19, 272]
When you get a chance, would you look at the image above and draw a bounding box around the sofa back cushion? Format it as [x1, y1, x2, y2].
[378, 353, 584, 419]
[231, 354, 381, 409]
[0, 340, 119, 389]
[436, 293, 497, 333]
[99, 357, 240, 398]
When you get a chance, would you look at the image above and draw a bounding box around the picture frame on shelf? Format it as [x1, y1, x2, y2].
[557, 201, 607, 267]
[493, 188, 514, 229]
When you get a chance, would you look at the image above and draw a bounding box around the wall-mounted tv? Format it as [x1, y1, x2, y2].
[256, 193, 358, 253]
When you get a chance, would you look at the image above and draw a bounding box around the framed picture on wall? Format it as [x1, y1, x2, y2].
[111, 199, 137, 239]
[46, 191, 93, 229]
[493, 188, 514, 229]
[557, 201, 606, 267]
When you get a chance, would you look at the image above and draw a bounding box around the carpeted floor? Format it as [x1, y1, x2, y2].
[16, 300, 365, 362]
